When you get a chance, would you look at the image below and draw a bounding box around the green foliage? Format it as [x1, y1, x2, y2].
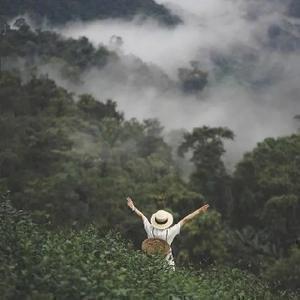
[0, 25, 114, 74]
[0, 18, 300, 293]
[178, 126, 234, 213]
[225, 226, 280, 274]
[78, 95, 123, 122]
[0, 198, 296, 299]
[0, 0, 181, 26]
[264, 247, 300, 292]
[226, 135, 300, 290]
[0, 72, 196, 242]
[178, 61, 208, 93]
[262, 195, 300, 243]
[177, 210, 229, 265]
[231, 135, 300, 251]
[2, 69, 299, 293]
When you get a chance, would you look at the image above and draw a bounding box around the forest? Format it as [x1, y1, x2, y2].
[0, 3, 300, 300]
[0, 0, 181, 26]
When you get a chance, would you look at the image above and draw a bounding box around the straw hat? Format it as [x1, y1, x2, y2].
[150, 210, 173, 230]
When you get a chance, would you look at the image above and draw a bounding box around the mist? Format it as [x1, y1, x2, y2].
[44, 0, 300, 165]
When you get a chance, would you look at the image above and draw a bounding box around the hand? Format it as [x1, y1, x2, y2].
[127, 197, 135, 210]
[199, 204, 209, 213]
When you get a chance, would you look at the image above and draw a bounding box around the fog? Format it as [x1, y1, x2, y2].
[49, 0, 300, 165]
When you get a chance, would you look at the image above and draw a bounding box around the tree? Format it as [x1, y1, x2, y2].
[231, 135, 300, 251]
[177, 210, 228, 265]
[264, 246, 300, 291]
[0, 17, 11, 73]
[178, 126, 234, 214]
[178, 61, 208, 94]
[262, 195, 300, 251]
[77, 95, 123, 122]
[0, 0, 181, 26]
[13, 18, 30, 32]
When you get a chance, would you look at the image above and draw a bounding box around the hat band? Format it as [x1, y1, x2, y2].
[155, 217, 168, 225]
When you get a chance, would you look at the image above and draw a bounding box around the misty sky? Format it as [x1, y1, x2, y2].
[50, 0, 300, 164]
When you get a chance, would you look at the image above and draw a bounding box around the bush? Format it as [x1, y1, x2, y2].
[0, 196, 297, 299]
[264, 247, 300, 292]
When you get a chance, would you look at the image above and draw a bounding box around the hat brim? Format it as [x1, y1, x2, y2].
[150, 211, 173, 229]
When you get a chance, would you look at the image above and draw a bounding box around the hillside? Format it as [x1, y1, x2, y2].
[0, 69, 299, 296]
[1, 198, 297, 299]
[0, 4, 299, 298]
[0, 0, 181, 26]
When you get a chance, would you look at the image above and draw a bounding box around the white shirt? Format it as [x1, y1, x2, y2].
[142, 216, 181, 245]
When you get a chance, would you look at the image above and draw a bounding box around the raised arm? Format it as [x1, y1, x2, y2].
[179, 204, 209, 227]
[127, 197, 145, 219]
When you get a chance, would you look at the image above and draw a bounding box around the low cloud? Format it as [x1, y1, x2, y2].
[44, 0, 300, 165]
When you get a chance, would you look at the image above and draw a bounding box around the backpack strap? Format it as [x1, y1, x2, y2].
[152, 228, 169, 243]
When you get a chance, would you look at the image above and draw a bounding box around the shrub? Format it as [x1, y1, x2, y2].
[1, 195, 297, 299]
[264, 247, 300, 292]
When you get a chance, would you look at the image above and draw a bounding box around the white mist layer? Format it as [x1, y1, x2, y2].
[50, 0, 300, 164]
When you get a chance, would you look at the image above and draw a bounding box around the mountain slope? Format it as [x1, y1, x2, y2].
[0, 0, 181, 26]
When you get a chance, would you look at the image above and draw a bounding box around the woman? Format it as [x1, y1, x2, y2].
[127, 197, 209, 269]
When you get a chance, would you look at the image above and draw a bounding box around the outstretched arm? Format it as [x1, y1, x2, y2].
[127, 197, 145, 219]
[179, 204, 209, 227]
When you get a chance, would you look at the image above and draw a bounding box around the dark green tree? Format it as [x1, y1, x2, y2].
[231, 135, 300, 252]
[178, 126, 234, 213]
[0, 0, 181, 26]
[178, 61, 208, 93]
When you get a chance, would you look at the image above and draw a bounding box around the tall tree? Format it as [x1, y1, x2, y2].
[231, 135, 300, 252]
[178, 126, 234, 214]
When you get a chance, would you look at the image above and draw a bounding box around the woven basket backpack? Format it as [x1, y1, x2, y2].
[142, 228, 171, 257]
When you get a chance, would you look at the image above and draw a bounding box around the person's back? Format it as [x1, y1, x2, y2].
[142, 212, 181, 268]
[126, 197, 209, 269]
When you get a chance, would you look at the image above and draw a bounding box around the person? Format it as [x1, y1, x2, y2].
[127, 196, 209, 269]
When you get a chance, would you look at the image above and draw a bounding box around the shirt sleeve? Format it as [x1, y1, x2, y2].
[142, 216, 152, 237]
[167, 222, 181, 244]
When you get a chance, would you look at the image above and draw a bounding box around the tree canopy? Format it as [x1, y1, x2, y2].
[0, 0, 181, 26]
[0, 9, 299, 296]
